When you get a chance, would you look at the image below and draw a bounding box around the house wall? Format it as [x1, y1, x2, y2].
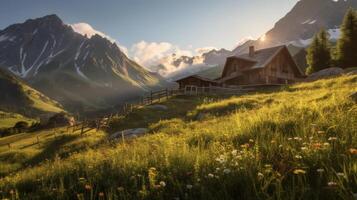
[263, 49, 298, 84]
[177, 77, 214, 89]
[222, 59, 253, 77]
[223, 48, 300, 86]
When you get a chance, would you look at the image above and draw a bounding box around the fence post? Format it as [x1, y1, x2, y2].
[150, 91, 153, 104]
[96, 119, 100, 131]
[80, 123, 84, 136]
[108, 114, 112, 125]
[37, 136, 40, 146]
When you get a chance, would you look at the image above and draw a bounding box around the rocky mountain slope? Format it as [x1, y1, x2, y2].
[0, 15, 168, 112]
[234, 0, 357, 53]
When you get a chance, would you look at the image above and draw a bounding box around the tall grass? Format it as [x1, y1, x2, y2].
[0, 75, 356, 200]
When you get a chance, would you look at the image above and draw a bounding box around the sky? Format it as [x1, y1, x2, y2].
[0, 0, 298, 68]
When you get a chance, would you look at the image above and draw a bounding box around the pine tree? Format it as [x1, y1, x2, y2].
[306, 29, 332, 75]
[336, 8, 357, 68]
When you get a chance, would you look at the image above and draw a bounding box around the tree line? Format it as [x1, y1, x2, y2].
[306, 8, 357, 74]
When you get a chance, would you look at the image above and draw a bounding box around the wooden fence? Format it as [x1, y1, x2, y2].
[3, 85, 251, 150]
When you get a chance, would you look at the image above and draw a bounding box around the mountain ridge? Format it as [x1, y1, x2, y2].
[0, 14, 169, 113]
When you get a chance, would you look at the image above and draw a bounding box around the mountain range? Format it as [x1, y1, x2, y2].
[0, 15, 168, 113]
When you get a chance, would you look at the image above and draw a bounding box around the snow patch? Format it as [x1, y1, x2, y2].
[75, 41, 85, 60]
[32, 41, 49, 76]
[0, 34, 16, 42]
[32, 29, 38, 35]
[75, 63, 89, 80]
[308, 20, 316, 24]
[301, 19, 316, 25]
[328, 28, 340, 40]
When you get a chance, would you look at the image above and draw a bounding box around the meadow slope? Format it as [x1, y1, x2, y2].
[0, 75, 356, 200]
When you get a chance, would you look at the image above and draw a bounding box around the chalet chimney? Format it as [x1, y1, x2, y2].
[249, 46, 255, 57]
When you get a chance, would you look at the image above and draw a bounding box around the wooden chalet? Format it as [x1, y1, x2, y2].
[219, 45, 305, 86]
[175, 75, 218, 89]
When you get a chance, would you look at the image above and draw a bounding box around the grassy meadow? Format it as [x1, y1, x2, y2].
[0, 111, 35, 129]
[0, 75, 356, 199]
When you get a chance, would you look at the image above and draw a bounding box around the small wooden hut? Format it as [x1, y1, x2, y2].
[175, 75, 218, 89]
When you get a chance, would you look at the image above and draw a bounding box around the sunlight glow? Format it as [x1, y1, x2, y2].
[260, 34, 266, 42]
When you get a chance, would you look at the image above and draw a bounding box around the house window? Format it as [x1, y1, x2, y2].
[282, 66, 288, 73]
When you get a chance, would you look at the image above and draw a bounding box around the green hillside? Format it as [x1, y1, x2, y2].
[0, 75, 356, 199]
[0, 68, 65, 128]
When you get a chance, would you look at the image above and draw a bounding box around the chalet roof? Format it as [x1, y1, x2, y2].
[229, 45, 286, 70]
[226, 45, 304, 76]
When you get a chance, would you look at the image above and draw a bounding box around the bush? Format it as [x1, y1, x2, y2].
[13, 121, 29, 131]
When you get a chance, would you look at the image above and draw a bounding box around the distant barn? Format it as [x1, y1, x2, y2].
[175, 75, 218, 89]
[219, 45, 305, 85]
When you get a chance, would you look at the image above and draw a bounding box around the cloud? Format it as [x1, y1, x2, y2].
[70, 22, 128, 55]
[130, 41, 194, 74]
[195, 47, 218, 54]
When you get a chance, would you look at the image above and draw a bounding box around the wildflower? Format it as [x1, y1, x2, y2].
[223, 169, 231, 174]
[301, 147, 308, 151]
[208, 173, 214, 178]
[323, 142, 330, 147]
[159, 181, 166, 187]
[328, 137, 337, 141]
[327, 181, 338, 187]
[9, 190, 14, 194]
[186, 184, 193, 190]
[84, 184, 92, 190]
[317, 131, 325, 134]
[295, 155, 303, 159]
[231, 150, 238, 156]
[279, 144, 283, 148]
[271, 140, 276, 144]
[98, 192, 105, 197]
[288, 137, 293, 141]
[241, 143, 250, 148]
[264, 164, 272, 168]
[317, 168, 324, 173]
[337, 172, 345, 177]
[349, 148, 357, 155]
[294, 137, 302, 141]
[153, 185, 161, 189]
[293, 169, 306, 175]
[78, 177, 86, 182]
[249, 139, 254, 143]
[312, 143, 322, 149]
[257, 172, 264, 180]
[117, 187, 124, 191]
